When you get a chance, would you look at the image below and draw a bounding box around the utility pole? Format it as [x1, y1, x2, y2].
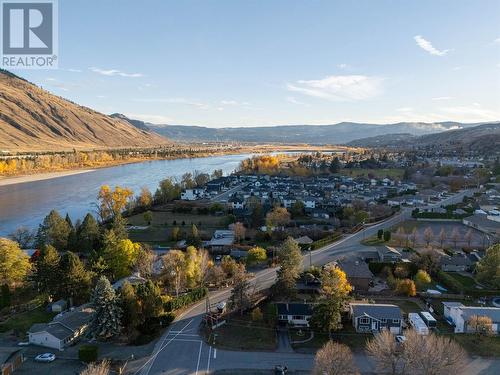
[309, 246, 312, 269]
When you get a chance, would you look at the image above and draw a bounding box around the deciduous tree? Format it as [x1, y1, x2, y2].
[423, 227, 434, 247]
[275, 237, 302, 298]
[162, 250, 186, 296]
[476, 244, 500, 288]
[97, 185, 133, 221]
[468, 315, 494, 339]
[312, 341, 358, 375]
[246, 246, 267, 266]
[366, 330, 407, 375]
[265, 207, 290, 231]
[0, 238, 31, 287]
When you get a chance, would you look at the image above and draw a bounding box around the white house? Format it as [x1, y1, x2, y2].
[28, 305, 94, 350]
[303, 198, 317, 209]
[443, 302, 500, 334]
[276, 303, 313, 327]
[181, 188, 205, 201]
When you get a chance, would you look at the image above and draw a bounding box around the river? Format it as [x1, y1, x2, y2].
[0, 153, 254, 236]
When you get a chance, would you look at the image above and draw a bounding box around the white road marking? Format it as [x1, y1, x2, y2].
[214, 349, 217, 359]
[195, 340, 203, 375]
[207, 345, 212, 374]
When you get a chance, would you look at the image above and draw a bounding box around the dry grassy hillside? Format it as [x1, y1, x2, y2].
[0, 70, 169, 152]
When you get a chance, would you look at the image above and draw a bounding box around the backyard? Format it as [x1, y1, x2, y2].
[0, 307, 55, 337]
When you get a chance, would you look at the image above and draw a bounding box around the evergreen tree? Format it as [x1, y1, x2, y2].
[65, 214, 78, 251]
[59, 252, 92, 305]
[35, 210, 71, 251]
[229, 271, 252, 315]
[111, 215, 128, 241]
[136, 280, 163, 320]
[77, 214, 100, 254]
[33, 245, 61, 297]
[119, 281, 142, 334]
[91, 276, 122, 339]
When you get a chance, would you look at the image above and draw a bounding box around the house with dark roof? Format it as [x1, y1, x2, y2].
[336, 259, 374, 292]
[28, 304, 94, 350]
[440, 253, 473, 272]
[350, 303, 403, 334]
[276, 303, 313, 327]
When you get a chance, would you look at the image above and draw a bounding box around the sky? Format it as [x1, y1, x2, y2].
[17, 0, 500, 127]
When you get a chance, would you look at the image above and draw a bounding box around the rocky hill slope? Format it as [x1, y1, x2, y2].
[0, 70, 169, 152]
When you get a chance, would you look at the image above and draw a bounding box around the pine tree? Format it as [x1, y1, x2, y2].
[59, 252, 92, 305]
[33, 245, 61, 298]
[91, 276, 122, 339]
[35, 210, 71, 251]
[78, 214, 100, 254]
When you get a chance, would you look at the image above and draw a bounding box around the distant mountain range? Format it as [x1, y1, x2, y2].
[138, 120, 485, 145]
[347, 123, 500, 152]
[0, 70, 169, 152]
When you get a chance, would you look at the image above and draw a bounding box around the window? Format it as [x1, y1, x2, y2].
[293, 315, 304, 320]
[360, 317, 369, 324]
[381, 318, 387, 323]
[392, 319, 400, 324]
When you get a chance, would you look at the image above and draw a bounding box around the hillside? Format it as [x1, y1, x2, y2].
[348, 123, 500, 152]
[147, 121, 481, 144]
[0, 70, 169, 152]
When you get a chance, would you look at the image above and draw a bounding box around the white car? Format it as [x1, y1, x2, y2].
[35, 353, 56, 363]
[395, 335, 406, 344]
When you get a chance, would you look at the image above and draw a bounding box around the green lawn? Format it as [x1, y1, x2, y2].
[452, 335, 500, 357]
[361, 236, 385, 246]
[292, 325, 371, 352]
[446, 273, 477, 289]
[208, 315, 277, 351]
[0, 307, 55, 336]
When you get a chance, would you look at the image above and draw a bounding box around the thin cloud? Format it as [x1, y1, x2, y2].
[440, 104, 500, 122]
[89, 67, 143, 78]
[494, 37, 500, 44]
[134, 97, 210, 110]
[287, 74, 383, 101]
[337, 63, 349, 69]
[432, 96, 453, 101]
[124, 113, 173, 124]
[414, 35, 450, 56]
[286, 96, 309, 106]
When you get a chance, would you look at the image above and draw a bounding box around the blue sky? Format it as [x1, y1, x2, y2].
[19, 0, 500, 127]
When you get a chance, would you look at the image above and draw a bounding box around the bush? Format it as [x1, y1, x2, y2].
[164, 287, 208, 312]
[377, 229, 384, 239]
[79, 345, 98, 363]
[383, 230, 391, 242]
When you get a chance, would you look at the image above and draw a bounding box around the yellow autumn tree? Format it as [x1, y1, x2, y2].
[98, 185, 134, 220]
[0, 238, 31, 287]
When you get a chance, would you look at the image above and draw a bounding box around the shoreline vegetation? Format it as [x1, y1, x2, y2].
[0, 143, 355, 184]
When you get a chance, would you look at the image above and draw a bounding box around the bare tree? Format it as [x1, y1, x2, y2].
[403, 330, 466, 375]
[366, 330, 407, 375]
[423, 227, 434, 248]
[450, 227, 461, 249]
[312, 341, 359, 375]
[80, 360, 110, 375]
[231, 222, 246, 243]
[464, 229, 473, 248]
[438, 228, 447, 248]
[410, 227, 419, 247]
[468, 315, 493, 339]
[162, 250, 186, 296]
[8, 226, 35, 249]
[396, 227, 406, 247]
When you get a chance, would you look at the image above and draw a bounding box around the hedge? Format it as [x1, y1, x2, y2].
[79, 345, 98, 363]
[311, 233, 342, 250]
[164, 287, 208, 312]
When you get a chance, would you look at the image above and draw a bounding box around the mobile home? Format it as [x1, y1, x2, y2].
[408, 313, 429, 335]
[419, 311, 437, 329]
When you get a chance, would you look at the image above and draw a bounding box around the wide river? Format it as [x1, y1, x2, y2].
[0, 153, 255, 236]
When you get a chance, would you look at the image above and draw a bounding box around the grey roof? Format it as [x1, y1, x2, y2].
[351, 303, 402, 320]
[440, 254, 472, 267]
[460, 307, 500, 322]
[29, 304, 94, 340]
[276, 303, 313, 316]
[337, 259, 374, 279]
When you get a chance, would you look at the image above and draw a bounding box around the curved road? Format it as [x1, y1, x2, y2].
[134, 208, 412, 375]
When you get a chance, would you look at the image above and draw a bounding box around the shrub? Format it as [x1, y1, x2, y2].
[79, 345, 98, 363]
[383, 230, 391, 242]
[436, 271, 462, 293]
[377, 229, 384, 239]
[368, 262, 393, 275]
[395, 279, 416, 296]
[311, 233, 342, 250]
[164, 287, 208, 312]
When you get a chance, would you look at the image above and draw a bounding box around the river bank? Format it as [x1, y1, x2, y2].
[0, 169, 96, 187]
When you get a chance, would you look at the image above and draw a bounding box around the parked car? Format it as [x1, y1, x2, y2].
[395, 335, 406, 344]
[275, 365, 288, 374]
[17, 341, 30, 347]
[35, 353, 56, 363]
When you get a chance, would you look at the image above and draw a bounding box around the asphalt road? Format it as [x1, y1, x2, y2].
[137, 190, 477, 375]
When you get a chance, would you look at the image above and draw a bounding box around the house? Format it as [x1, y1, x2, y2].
[377, 246, 402, 262]
[294, 236, 314, 246]
[180, 188, 205, 201]
[49, 299, 67, 313]
[443, 302, 500, 334]
[209, 230, 235, 252]
[112, 272, 147, 290]
[440, 253, 473, 272]
[350, 303, 403, 334]
[0, 348, 24, 374]
[276, 303, 313, 327]
[463, 214, 500, 238]
[28, 304, 94, 350]
[336, 259, 374, 292]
